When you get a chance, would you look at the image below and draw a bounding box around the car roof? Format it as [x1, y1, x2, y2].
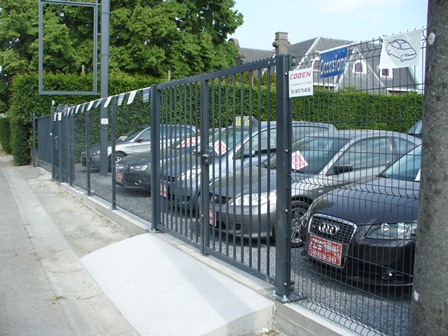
[230, 120, 336, 131]
[294, 129, 422, 142]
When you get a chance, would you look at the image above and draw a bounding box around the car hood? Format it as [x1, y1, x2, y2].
[119, 151, 152, 165]
[209, 167, 277, 197]
[309, 177, 419, 225]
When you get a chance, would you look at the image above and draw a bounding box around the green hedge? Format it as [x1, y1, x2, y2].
[8, 73, 161, 165]
[0, 116, 11, 154]
[8, 73, 423, 166]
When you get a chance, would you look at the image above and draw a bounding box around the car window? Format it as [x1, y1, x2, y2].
[265, 137, 349, 173]
[240, 129, 276, 154]
[291, 126, 330, 141]
[394, 137, 418, 155]
[139, 129, 151, 141]
[382, 145, 421, 181]
[335, 137, 393, 170]
[208, 127, 251, 154]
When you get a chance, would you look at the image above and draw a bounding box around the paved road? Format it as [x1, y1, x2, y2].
[0, 155, 140, 335]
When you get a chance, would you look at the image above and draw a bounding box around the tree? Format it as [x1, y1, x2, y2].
[0, 0, 244, 110]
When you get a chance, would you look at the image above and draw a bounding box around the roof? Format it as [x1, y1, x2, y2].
[232, 36, 418, 93]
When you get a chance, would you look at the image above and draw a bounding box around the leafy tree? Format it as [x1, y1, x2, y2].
[0, 0, 243, 76]
[0, 0, 243, 110]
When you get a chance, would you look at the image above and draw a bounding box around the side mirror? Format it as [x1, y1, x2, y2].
[331, 165, 353, 175]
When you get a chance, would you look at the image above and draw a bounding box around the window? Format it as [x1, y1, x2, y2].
[335, 137, 393, 170]
[353, 60, 367, 74]
[380, 68, 393, 78]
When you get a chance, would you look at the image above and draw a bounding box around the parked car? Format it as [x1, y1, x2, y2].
[81, 124, 197, 170]
[407, 119, 422, 139]
[115, 130, 202, 191]
[160, 119, 337, 211]
[300, 144, 421, 287]
[205, 130, 421, 244]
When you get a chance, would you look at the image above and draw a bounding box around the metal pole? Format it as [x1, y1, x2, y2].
[273, 53, 293, 302]
[111, 98, 117, 210]
[32, 113, 37, 167]
[99, 0, 110, 176]
[86, 107, 92, 196]
[150, 85, 161, 232]
[410, 1, 448, 335]
[200, 75, 210, 255]
[51, 102, 56, 180]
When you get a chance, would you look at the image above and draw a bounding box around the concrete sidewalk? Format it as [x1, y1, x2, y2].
[0, 154, 356, 336]
[0, 156, 277, 336]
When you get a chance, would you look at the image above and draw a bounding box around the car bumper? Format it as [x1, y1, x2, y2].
[160, 180, 200, 210]
[116, 170, 151, 190]
[205, 202, 277, 239]
[305, 232, 415, 286]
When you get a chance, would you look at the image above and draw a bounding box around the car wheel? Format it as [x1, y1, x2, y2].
[290, 200, 309, 248]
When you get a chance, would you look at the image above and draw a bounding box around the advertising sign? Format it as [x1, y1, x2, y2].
[319, 46, 349, 79]
[379, 30, 423, 69]
[288, 67, 314, 98]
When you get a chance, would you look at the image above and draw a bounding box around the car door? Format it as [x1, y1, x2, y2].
[326, 136, 396, 184]
[233, 128, 277, 173]
[128, 127, 152, 154]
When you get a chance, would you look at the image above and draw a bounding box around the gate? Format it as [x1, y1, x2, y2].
[35, 30, 426, 336]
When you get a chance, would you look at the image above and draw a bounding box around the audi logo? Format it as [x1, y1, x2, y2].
[318, 222, 340, 235]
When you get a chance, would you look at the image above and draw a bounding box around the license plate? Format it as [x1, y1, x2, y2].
[160, 184, 167, 198]
[308, 235, 343, 267]
[115, 172, 122, 184]
[208, 209, 216, 226]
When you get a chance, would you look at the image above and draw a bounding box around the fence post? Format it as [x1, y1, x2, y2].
[111, 97, 117, 210]
[410, 1, 448, 334]
[57, 104, 63, 183]
[32, 113, 37, 167]
[69, 105, 75, 185]
[150, 84, 161, 232]
[51, 103, 56, 180]
[200, 74, 210, 255]
[273, 37, 294, 302]
[86, 105, 92, 196]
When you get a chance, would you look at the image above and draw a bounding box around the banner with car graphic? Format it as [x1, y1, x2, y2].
[379, 29, 424, 69]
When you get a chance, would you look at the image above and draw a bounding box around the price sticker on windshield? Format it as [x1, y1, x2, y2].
[177, 137, 199, 148]
[213, 140, 227, 155]
[291, 151, 308, 171]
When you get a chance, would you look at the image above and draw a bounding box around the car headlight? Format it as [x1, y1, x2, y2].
[90, 149, 100, 156]
[366, 222, 417, 240]
[129, 164, 148, 172]
[179, 167, 201, 180]
[233, 191, 277, 206]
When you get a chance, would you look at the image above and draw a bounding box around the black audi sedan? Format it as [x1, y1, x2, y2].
[301, 144, 421, 287]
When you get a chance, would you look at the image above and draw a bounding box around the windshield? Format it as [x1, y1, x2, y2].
[118, 126, 148, 142]
[381, 145, 421, 181]
[205, 127, 251, 155]
[265, 136, 350, 173]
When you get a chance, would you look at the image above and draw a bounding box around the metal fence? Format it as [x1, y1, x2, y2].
[36, 32, 425, 336]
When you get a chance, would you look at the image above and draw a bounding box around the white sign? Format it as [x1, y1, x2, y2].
[289, 67, 314, 98]
[379, 30, 423, 69]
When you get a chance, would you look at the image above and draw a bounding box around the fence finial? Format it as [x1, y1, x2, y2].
[273, 32, 290, 56]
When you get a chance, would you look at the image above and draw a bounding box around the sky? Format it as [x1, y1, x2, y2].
[229, 0, 428, 50]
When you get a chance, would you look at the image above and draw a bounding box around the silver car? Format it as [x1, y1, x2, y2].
[205, 130, 421, 244]
[160, 120, 337, 212]
[81, 124, 197, 170]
